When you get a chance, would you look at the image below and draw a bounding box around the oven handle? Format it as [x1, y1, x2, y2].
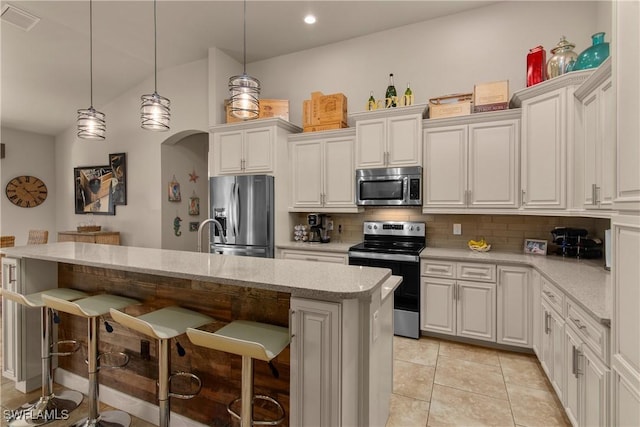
[348, 251, 419, 263]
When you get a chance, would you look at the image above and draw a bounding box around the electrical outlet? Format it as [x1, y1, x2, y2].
[453, 224, 462, 235]
[327, 220, 334, 231]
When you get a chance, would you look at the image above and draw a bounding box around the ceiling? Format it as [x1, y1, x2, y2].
[1, 1, 496, 137]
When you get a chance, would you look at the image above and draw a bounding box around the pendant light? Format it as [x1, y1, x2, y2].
[228, 0, 260, 120]
[77, 0, 105, 140]
[140, 0, 170, 131]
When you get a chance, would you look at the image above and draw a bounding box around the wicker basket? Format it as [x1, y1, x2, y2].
[1, 235, 15, 248]
[77, 226, 102, 232]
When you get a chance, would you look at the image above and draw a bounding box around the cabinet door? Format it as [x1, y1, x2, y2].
[582, 91, 599, 207]
[243, 127, 273, 173]
[611, 368, 640, 427]
[582, 345, 610, 427]
[356, 119, 386, 168]
[290, 297, 341, 427]
[324, 137, 356, 208]
[541, 298, 565, 398]
[424, 126, 467, 208]
[215, 130, 244, 174]
[387, 114, 421, 167]
[564, 325, 582, 427]
[468, 120, 520, 208]
[1, 257, 21, 381]
[599, 79, 615, 208]
[291, 140, 323, 208]
[457, 280, 496, 342]
[497, 266, 530, 347]
[531, 269, 542, 358]
[521, 88, 566, 209]
[420, 277, 455, 336]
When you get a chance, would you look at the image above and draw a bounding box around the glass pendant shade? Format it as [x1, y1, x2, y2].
[228, 73, 261, 120]
[141, 91, 170, 131]
[77, 107, 106, 140]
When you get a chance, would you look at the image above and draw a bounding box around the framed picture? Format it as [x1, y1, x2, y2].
[109, 152, 127, 205]
[189, 195, 200, 216]
[74, 166, 115, 215]
[168, 176, 181, 202]
[189, 222, 199, 232]
[524, 238, 547, 255]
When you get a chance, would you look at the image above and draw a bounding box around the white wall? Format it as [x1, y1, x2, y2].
[0, 128, 56, 245]
[54, 58, 209, 248]
[161, 132, 208, 251]
[223, 1, 600, 127]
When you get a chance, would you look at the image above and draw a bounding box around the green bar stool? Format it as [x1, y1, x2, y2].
[1, 288, 87, 426]
[42, 293, 138, 427]
[186, 320, 290, 427]
[109, 306, 213, 427]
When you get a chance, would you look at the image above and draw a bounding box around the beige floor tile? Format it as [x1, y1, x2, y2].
[393, 359, 435, 402]
[437, 340, 501, 367]
[427, 384, 515, 427]
[499, 352, 549, 391]
[506, 383, 571, 427]
[394, 336, 440, 367]
[435, 356, 508, 400]
[385, 393, 429, 427]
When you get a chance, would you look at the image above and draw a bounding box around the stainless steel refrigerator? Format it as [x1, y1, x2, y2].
[209, 175, 274, 258]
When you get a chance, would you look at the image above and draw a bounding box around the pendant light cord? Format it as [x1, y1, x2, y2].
[89, 0, 94, 108]
[243, 0, 247, 74]
[154, 0, 158, 93]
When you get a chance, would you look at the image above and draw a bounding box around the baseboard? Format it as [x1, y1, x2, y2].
[55, 369, 207, 427]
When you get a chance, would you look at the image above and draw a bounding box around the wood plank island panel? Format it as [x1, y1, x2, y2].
[57, 263, 291, 426]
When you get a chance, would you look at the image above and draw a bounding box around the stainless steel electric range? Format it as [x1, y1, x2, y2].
[348, 221, 425, 339]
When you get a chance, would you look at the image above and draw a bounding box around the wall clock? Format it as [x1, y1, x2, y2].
[5, 175, 48, 208]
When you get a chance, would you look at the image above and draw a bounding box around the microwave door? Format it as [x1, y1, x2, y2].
[359, 177, 405, 205]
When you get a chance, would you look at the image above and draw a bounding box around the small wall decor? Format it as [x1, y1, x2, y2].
[173, 215, 182, 236]
[189, 222, 199, 232]
[189, 191, 200, 216]
[524, 238, 548, 255]
[109, 152, 127, 205]
[168, 175, 181, 202]
[189, 168, 200, 183]
[74, 166, 115, 215]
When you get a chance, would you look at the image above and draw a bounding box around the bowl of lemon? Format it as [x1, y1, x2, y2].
[468, 238, 491, 252]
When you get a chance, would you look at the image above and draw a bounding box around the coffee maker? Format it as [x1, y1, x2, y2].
[307, 213, 331, 243]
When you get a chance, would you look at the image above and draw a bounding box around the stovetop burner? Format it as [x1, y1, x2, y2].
[348, 221, 426, 257]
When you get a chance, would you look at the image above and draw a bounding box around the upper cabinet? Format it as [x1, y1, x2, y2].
[511, 70, 593, 211]
[423, 110, 520, 212]
[351, 104, 426, 169]
[209, 118, 301, 176]
[574, 58, 615, 211]
[289, 129, 360, 213]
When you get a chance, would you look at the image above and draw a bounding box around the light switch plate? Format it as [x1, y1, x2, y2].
[453, 224, 462, 235]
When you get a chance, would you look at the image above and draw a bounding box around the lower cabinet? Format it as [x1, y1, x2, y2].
[531, 269, 542, 357]
[497, 265, 531, 348]
[279, 249, 348, 264]
[540, 297, 565, 399]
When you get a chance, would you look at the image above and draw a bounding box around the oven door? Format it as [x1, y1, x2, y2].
[348, 253, 420, 338]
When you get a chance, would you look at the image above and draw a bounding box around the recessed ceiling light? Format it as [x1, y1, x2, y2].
[304, 14, 316, 24]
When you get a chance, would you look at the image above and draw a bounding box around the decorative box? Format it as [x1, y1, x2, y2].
[473, 80, 509, 113]
[428, 93, 473, 119]
[303, 92, 348, 128]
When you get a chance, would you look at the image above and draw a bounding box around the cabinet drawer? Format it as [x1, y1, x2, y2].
[566, 299, 610, 364]
[457, 263, 496, 283]
[281, 250, 347, 265]
[541, 277, 564, 316]
[421, 260, 456, 278]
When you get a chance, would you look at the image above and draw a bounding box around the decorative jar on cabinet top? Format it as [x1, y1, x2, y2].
[546, 36, 578, 78]
[572, 32, 610, 71]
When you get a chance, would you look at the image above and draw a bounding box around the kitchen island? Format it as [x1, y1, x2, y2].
[1, 242, 400, 427]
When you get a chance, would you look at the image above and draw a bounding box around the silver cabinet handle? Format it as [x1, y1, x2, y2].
[521, 189, 526, 205]
[572, 346, 578, 377]
[570, 316, 587, 330]
[544, 311, 550, 334]
[289, 309, 296, 339]
[8, 264, 17, 284]
[596, 185, 601, 205]
[592, 183, 597, 205]
[429, 267, 449, 273]
[543, 290, 556, 300]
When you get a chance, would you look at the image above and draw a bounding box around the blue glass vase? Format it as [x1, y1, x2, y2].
[572, 32, 609, 71]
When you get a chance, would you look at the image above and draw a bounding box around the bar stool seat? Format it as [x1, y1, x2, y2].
[42, 293, 138, 427]
[110, 306, 214, 427]
[1, 288, 87, 426]
[187, 320, 290, 427]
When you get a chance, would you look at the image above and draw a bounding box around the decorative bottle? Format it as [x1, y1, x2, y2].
[367, 91, 376, 111]
[404, 83, 413, 106]
[526, 46, 546, 87]
[546, 36, 578, 78]
[385, 74, 397, 108]
[572, 32, 610, 71]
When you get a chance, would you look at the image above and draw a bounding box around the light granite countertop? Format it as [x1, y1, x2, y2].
[276, 241, 356, 253]
[1, 242, 394, 301]
[421, 247, 611, 325]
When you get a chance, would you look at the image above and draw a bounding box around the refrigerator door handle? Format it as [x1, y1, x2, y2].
[227, 183, 235, 238]
[233, 182, 240, 237]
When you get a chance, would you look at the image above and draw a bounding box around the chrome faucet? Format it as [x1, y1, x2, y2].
[197, 218, 226, 252]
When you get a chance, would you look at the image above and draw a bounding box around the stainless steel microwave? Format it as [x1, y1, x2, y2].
[356, 166, 422, 206]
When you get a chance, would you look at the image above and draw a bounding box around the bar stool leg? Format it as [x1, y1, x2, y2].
[158, 339, 170, 427]
[6, 307, 83, 427]
[240, 356, 253, 427]
[72, 317, 131, 427]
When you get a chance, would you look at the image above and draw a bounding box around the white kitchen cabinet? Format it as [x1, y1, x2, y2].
[290, 297, 341, 427]
[289, 130, 359, 212]
[1, 257, 57, 392]
[279, 249, 348, 265]
[611, 214, 640, 426]
[354, 108, 424, 169]
[496, 265, 531, 348]
[575, 59, 615, 211]
[541, 296, 565, 399]
[531, 269, 542, 357]
[613, 0, 640, 210]
[209, 118, 301, 176]
[423, 117, 520, 210]
[421, 260, 496, 343]
[565, 324, 582, 426]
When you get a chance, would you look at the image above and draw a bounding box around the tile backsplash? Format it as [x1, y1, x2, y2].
[291, 208, 610, 253]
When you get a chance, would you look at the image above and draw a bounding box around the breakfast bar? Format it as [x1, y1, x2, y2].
[1, 242, 400, 426]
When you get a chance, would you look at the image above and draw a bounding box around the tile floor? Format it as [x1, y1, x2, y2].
[1, 309, 570, 427]
[387, 335, 571, 427]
